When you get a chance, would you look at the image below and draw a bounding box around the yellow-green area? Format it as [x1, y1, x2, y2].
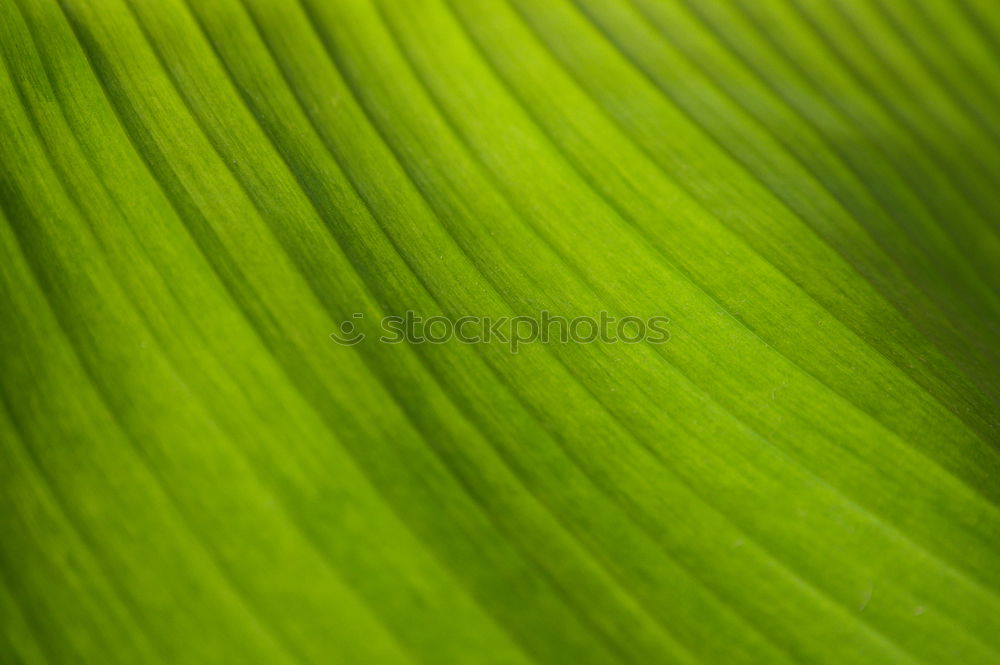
[1, 0, 999, 663]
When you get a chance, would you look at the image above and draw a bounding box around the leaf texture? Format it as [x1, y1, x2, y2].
[1, 0, 999, 663]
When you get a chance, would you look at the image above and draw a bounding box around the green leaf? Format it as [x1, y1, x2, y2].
[1, 0, 998, 663]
